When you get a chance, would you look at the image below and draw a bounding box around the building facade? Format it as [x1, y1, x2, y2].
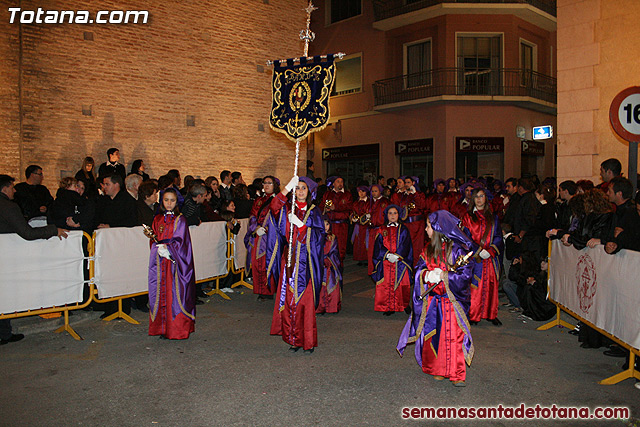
[0, 1, 307, 189]
[309, 0, 557, 187]
[557, 0, 640, 185]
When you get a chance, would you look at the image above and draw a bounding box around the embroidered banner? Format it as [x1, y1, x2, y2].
[270, 55, 336, 142]
[549, 240, 640, 348]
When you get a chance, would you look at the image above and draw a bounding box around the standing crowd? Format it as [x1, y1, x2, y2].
[1, 153, 637, 387]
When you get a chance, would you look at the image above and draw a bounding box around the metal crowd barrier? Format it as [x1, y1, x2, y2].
[0, 219, 252, 339]
[0, 231, 95, 340]
[539, 240, 640, 386]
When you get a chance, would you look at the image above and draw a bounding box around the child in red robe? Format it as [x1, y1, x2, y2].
[371, 205, 413, 315]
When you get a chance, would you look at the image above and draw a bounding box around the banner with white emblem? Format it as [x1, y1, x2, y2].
[549, 240, 640, 348]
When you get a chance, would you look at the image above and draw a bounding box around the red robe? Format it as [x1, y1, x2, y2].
[248, 194, 276, 296]
[267, 193, 325, 350]
[316, 234, 342, 314]
[450, 199, 470, 220]
[461, 211, 502, 322]
[371, 224, 413, 312]
[321, 189, 353, 262]
[367, 196, 390, 275]
[390, 190, 408, 207]
[426, 192, 451, 214]
[421, 270, 467, 382]
[351, 198, 370, 261]
[399, 191, 427, 267]
[490, 193, 508, 222]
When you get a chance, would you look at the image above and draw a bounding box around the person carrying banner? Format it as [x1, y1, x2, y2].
[267, 176, 324, 354]
[397, 210, 474, 386]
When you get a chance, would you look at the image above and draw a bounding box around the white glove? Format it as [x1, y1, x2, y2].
[288, 212, 304, 228]
[285, 176, 299, 193]
[503, 196, 509, 206]
[479, 249, 491, 259]
[256, 227, 266, 236]
[408, 185, 416, 194]
[386, 253, 400, 263]
[157, 244, 171, 260]
[426, 268, 443, 284]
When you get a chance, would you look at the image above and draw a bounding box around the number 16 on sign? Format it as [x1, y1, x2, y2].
[610, 86, 640, 192]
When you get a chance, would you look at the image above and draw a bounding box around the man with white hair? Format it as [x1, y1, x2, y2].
[125, 173, 143, 200]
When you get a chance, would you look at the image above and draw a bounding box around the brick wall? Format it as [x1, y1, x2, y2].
[0, 0, 308, 190]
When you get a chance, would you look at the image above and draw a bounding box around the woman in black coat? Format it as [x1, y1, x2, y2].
[49, 177, 95, 232]
[75, 156, 98, 200]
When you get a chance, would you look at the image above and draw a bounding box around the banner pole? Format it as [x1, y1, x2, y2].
[287, 137, 301, 268]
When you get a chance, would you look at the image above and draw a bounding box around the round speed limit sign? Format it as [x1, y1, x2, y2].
[610, 86, 640, 142]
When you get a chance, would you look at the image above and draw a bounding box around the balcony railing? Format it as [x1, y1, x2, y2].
[373, 0, 556, 21]
[373, 68, 557, 106]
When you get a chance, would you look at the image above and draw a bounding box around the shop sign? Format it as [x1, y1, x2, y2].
[456, 137, 504, 152]
[395, 139, 433, 155]
[322, 144, 379, 160]
[521, 139, 545, 156]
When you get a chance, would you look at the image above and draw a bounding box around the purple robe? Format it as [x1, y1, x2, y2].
[324, 236, 342, 294]
[396, 243, 474, 367]
[148, 213, 196, 338]
[370, 224, 413, 287]
[266, 193, 325, 310]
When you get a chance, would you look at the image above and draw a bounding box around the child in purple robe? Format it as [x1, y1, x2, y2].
[148, 188, 196, 339]
[316, 217, 342, 314]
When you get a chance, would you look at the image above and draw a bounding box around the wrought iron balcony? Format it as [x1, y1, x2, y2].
[373, 0, 556, 21]
[373, 68, 556, 107]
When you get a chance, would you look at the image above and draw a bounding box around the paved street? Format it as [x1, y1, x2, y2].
[1, 260, 638, 426]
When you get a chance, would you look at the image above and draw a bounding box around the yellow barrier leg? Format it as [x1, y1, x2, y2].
[599, 351, 640, 385]
[101, 299, 140, 325]
[537, 305, 576, 331]
[54, 310, 83, 341]
[231, 269, 253, 290]
[207, 277, 231, 300]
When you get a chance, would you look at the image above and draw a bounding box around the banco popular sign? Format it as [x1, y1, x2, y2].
[456, 137, 504, 152]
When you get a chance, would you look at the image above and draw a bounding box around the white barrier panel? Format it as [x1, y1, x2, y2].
[549, 240, 640, 349]
[233, 218, 249, 271]
[190, 221, 228, 280]
[94, 227, 150, 299]
[0, 231, 85, 313]
[95, 222, 232, 299]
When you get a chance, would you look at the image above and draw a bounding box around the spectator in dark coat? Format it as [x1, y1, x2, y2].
[97, 148, 126, 181]
[75, 156, 99, 200]
[94, 174, 137, 229]
[130, 159, 150, 181]
[13, 165, 54, 220]
[219, 170, 233, 201]
[182, 184, 206, 226]
[232, 184, 253, 219]
[136, 181, 158, 226]
[0, 174, 68, 345]
[49, 177, 95, 232]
